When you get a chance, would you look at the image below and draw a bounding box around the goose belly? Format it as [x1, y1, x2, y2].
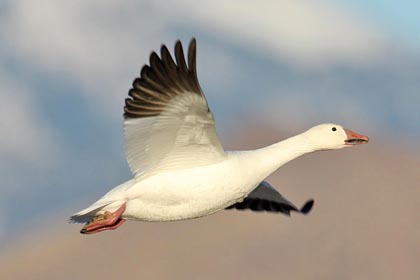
[122, 160, 254, 221]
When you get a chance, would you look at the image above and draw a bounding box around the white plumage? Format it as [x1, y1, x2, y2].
[70, 39, 368, 233]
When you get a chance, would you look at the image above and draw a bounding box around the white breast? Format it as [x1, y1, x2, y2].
[122, 154, 258, 221]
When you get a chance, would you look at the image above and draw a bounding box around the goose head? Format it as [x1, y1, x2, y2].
[305, 124, 369, 150]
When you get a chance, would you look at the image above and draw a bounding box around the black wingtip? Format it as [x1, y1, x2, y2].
[300, 199, 314, 215]
[190, 37, 196, 47]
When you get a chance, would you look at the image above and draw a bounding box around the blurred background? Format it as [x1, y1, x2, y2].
[0, 0, 419, 279]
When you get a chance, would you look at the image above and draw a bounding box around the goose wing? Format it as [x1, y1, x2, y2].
[226, 181, 314, 215]
[124, 39, 225, 179]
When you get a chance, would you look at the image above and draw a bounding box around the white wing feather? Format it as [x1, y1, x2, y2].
[124, 93, 225, 179]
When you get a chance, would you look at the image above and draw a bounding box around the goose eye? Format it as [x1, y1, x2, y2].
[332, 127, 337, 132]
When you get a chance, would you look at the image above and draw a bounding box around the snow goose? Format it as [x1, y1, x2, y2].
[70, 39, 369, 234]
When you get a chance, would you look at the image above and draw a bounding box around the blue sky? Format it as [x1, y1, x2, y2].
[1, 0, 419, 242]
[343, 0, 420, 46]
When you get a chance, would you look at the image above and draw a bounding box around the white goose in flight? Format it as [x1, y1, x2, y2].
[70, 39, 369, 234]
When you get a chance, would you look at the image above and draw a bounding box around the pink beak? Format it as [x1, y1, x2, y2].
[344, 128, 369, 145]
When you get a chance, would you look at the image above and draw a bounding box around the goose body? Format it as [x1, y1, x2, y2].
[70, 39, 369, 234]
[77, 136, 312, 222]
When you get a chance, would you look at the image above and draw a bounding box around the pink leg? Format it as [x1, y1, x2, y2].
[81, 219, 126, 234]
[80, 202, 127, 234]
